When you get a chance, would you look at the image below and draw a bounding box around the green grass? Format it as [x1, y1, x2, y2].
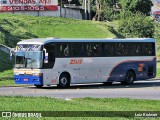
[0, 69, 13, 78]
[0, 80, 14, 86]
[0, 69, 14, 86]
[0, 96, 159, 119]
[0, 14, 116, 47]
[157, 62, 160, 78]
[0, 96, 159, 111]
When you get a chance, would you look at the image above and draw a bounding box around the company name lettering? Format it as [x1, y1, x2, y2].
[9, 0, 51, 4]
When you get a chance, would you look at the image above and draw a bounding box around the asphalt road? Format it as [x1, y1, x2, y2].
[0, 80, 160, 100]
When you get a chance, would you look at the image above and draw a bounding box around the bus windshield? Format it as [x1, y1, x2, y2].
[15, 51, 43, 69]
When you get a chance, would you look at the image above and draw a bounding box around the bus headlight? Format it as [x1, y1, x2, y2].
[32, 73, 43, 76]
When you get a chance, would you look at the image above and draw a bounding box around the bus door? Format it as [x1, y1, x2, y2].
[42, 43, 56, 84]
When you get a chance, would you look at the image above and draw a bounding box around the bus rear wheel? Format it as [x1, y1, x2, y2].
[121, 71, 135, 85]
[58, 73, 70, 88]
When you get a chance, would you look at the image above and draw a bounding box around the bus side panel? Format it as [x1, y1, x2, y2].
[107, 57, 156, 82]
[48, 57, 156, 85]
[41, 69, 59, 85]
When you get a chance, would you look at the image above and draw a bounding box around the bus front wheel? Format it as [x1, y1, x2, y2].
[58, 73, 70, 88]
[121, 71, 135, 85]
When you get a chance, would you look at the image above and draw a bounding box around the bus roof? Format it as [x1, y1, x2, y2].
[17, 38, 155, 45]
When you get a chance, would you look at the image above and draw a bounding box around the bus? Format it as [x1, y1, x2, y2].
[14, 38, 156, 88]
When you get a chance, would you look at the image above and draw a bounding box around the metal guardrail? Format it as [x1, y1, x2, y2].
[0, 44, 11, 54]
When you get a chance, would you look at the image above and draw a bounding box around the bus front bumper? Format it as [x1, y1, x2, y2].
[14, 75, 43, 85]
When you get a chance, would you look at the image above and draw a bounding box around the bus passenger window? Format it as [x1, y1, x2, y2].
[64, 45, 69, 56]
[142, 43, 155, 56]
[130, 43, 141, 56]
[71, 43, 84, 57]
[57, 43, 70, 57]
[93, 43, 102, 56]
[86, 44, 92, 56]
[104, 43, 115, 56]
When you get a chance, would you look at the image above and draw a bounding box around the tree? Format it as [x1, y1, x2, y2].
[93, 0, 113, 21]
[118, 12, 155, 38]
[118, 0, 153, 15]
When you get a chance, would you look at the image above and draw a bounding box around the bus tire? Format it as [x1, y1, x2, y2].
[121, 71, 135, 85]
[58, 73, 70, 88]
[34, 85, 43, 88]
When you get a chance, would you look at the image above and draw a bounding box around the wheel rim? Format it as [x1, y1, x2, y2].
[60, 77, 67, 85]
[128, 75, 134, 82]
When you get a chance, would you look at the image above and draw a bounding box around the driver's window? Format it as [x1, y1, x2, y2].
[43, 43, 55, 68]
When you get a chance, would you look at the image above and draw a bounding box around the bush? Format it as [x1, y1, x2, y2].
[102, 6, 120, 21]
[118, 12, 154, 38]
[118, 0, 153, 15]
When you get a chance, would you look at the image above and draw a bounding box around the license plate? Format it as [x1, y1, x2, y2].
[24, 78, 28, 81]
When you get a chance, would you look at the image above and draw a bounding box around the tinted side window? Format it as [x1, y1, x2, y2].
[142, 43, 155, 56]
[56, 43, 70, 57]
[129, 43, 141, 56]
[103, 43, 115, 56]
[115, 43, 129, 56]
[71, 43, 85, 57]
[86, 43, 102, 57]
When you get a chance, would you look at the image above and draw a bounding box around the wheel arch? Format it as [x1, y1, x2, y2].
[58, 71, 71, 83]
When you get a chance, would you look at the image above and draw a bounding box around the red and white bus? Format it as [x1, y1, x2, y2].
[14, 38, 156, 88]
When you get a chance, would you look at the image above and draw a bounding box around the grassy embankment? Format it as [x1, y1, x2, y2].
[0, 96, 159, 119]
[0, 14, 116, 47]
[0, 50, 14, 86]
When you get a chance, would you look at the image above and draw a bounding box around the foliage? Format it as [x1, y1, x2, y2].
[91, 0, 153, 21]
[154, 22, 160, 44]
[118, 11, 155, 38]
[102, 6, 120, 21]
[118, 0, 153, 15]
[0, 50, 14, 72]
[93, 0, 113, 21]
